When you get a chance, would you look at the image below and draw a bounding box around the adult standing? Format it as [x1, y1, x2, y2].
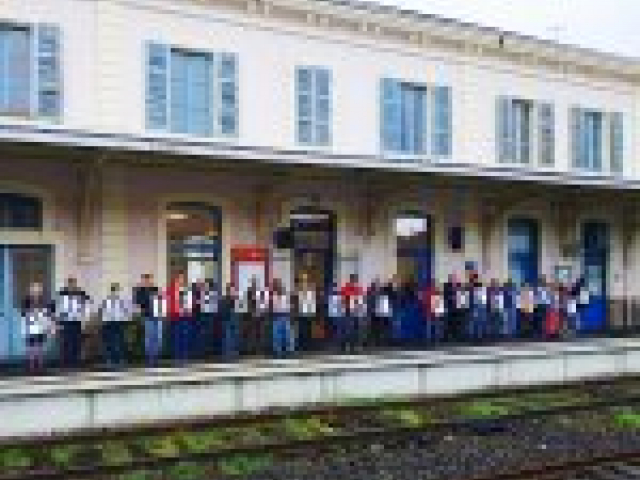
[166, 272, 193, 363]
[56, 277, 91, 369]
[271, 279, 295, 358]
[133, 274, 163, 367]
[296, 274, 319, 353]
[443, 274, 459, 343]
[99, 283, 132, 368]
[220, 283, 240, 360]
[341, 274, 364, 353]
[196, 279, 220, 359]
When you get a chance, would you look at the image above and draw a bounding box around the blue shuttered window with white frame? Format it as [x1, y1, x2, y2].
[381, 78, 450, 157]
[0, 22, 62, 120]
[295, 66, 332, 146]
[570, 106, 619, 173]
[146, 41, 238, 137]
[496, 96, 536, 164]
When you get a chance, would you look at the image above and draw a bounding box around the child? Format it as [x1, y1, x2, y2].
[22, 282, 55, 374]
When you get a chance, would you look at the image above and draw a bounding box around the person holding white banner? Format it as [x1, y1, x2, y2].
[166, 272, 193, 363]
[21, 282, 55, 374]
[99, 283, 132, 368]
[271, 279, 295, 357]
[133, 273, 163, 367]
[56, 277, 91, 369]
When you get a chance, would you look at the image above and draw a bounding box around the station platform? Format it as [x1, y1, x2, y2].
[1, 337, 640, 438]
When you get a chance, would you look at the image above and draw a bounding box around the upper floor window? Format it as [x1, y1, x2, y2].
[496, 97, 555, 165]
[146, 42, 238, 137]
[0, 23, 62, 120]
[381, 78, 451, 157]
[571, 107, 623, 174]
[0, 193, 42, 230]
[295, 66, 331, 147]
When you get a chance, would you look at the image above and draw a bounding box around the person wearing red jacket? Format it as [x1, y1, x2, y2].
[341, 274, 365, 353]
[166, 272, 193, 362]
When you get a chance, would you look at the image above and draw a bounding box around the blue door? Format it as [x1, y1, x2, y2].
[396, 214, 433, 289]
[507, 218, 540, 287]
[581, 222, 609, 332]
[0, 246, 53, 364]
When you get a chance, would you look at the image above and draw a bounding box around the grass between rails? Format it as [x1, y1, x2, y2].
[1, 384, 640, 478]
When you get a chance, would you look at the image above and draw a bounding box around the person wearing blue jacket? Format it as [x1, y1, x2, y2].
[503, 279, 518, 340]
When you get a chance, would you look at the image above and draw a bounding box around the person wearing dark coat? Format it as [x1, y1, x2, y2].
[443, 274, 459, 343]
[56, 277, 91, 369]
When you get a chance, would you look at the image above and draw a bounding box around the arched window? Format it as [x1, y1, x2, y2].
[0, 193, 43, 230]
[166, 202, 222, 287]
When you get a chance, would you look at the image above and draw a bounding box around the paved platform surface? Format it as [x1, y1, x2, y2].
[1, 338, 639, 438]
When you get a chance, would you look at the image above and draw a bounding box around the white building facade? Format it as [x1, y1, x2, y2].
[0, 0, 639, 358]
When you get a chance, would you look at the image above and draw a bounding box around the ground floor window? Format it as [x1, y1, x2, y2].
[166, 202, 221, 287]
[0, 193, 43, 230]
[395, 212, 433, 287]
[507, 218, 539, 287]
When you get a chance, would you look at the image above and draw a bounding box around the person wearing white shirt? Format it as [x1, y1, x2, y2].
[295, 274, 316, 353]
[271, 279, 294, 357]
[21, 282, 54, 374]
[99, 283, 132, 367]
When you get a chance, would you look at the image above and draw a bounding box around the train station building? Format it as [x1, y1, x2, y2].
[0, 0, 639, 359]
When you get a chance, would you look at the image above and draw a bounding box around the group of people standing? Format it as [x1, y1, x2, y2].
[18, 269, 594, 373]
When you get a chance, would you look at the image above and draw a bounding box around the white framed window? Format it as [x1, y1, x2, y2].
[571, 107, 623, 174]
[295, 66, 332, 146]
[0, 22, 62, 120]
[381, 78, 452, 158]
[497, 97, 555, 166]
[146, 42, 238, 137]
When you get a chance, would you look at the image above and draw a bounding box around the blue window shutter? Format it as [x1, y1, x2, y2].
[296, 67, 313, 144]
[414, 87, 426, 154]
[538, 102, 554, 165]
[170, 50, 188, 134]
[35, 24, 62, 119]
[217, 52, 238, 136]
[496, 96, 511, 162]
[0, 31, 7, 112]
[432, 85, 451, 157]
[314, 67, 331, 146]
[5, 27, 31, 116]
[188, 53, 212, 136]
[610, 112, 623, 174]
[570, 107, 582, 169]
[381, 78, 402, 152]
[146, 41, 169, 131]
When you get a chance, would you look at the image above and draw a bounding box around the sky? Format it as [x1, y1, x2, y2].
[376, 0, 639, 60]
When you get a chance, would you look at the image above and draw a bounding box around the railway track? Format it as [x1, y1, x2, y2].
[468, 455, 640, 480]
[4, 378, 640, 480]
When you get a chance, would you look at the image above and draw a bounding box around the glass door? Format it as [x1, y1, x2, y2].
[0, 246, 53, 363]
